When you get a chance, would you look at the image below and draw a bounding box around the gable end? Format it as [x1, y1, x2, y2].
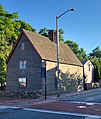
[6, 30, 42, 64]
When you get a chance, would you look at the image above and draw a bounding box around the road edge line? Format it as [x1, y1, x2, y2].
[23, 108, 101, 118]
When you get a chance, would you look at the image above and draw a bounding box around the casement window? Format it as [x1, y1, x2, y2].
[19, 61, 26, 69]
[19, 78, 27, 88]
[21, 43, 25, 50]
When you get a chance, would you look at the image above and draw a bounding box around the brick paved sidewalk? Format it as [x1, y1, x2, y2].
[0, 88, 101, 107]
[27, 100, 101, 116]
[0, 98, 45, 107]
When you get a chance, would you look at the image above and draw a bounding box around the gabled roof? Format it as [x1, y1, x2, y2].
[81, 60, 94, 67]
[81, 60, 88, 65]
[7, 29, 83, 67]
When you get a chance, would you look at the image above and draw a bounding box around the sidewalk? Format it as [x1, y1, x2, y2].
[0, 98, 45, 107]
[47, 88, 101, 100]
[0, 88, 101, 107]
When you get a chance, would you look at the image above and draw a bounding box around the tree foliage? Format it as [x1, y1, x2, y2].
[17, 20, 36, 33]
[0, 4, 36, 86]
[64, 40, 87, 60]
[38, 28, 64, 42]
[59, 28, 64, 42]
[38, 28, 48, 37]
[89, 46, 101, 58]
[88, 46, 101, 81]
[0, 57, 6, 85]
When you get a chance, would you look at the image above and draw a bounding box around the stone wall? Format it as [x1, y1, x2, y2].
[0, 90, 43, 99]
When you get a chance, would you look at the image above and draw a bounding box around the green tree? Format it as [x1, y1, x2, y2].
[64, 40, 78, 54]
[77, 48, 87, 61]
[59, 28, 64, 42]
[0, 4, 36, 56]
[89, 46, 101, 58]
[0, 4, 36, 86]
[0, 5, 5, 32]
[17, 20, 36, 33]
[38, 28, 64, 42]
[38, 28, 48, 37]
[89, 46, 101, 81]
[0, 4, 36, 46]
[0, 57, 6, 87]
[0, 4, 19, 46]
[64, 40, 87, 60]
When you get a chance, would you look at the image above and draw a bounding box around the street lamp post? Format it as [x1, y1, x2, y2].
[56, 8, 75, 97]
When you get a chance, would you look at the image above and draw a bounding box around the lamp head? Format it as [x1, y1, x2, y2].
[70, 8, 75, 11]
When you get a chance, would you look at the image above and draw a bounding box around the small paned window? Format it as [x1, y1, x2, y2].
[19, 61, 26, 69]
[23, 61, 26, 69]
[19, 78, 27, 87]
[21, 43, 25, 50]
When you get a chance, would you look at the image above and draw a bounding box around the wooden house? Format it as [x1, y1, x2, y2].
[6, 29, 83, 94]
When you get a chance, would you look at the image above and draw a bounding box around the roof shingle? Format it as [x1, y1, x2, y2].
[23, 29, 83, 67]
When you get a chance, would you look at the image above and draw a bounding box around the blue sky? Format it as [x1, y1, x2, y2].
[0, 0, 101, 54]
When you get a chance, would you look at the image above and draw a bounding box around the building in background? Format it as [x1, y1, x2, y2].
[81, 60, 94, 90]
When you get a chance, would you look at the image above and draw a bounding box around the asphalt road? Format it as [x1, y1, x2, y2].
[0, 108, 97, 119]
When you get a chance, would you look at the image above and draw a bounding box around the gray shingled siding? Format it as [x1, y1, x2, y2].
[6, 34, 42, 91]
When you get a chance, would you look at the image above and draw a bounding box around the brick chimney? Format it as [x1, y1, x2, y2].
[48, 30, 57, 44]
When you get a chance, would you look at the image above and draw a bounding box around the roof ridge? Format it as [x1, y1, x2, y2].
[23, 29, 50, 41]
[23, 29, 83, 67]
[7, 29, 83, 67]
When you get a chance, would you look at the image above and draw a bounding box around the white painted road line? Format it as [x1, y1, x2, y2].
[0, 106, 12, 109]
[0, 106, 101, 118]
[69, 101, 101, 105]
[0, 106, 20, 109]
[23, 108, 101, 119]
[85, 117, 100, 119]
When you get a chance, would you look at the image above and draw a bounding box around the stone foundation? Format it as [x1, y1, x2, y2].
[0, 90, 43, 99]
